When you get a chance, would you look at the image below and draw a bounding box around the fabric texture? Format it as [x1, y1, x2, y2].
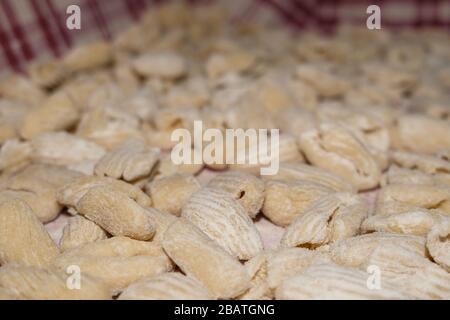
[0, 0, 449, 72]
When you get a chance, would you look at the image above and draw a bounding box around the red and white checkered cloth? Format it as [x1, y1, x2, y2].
[1, 0, 450, 73]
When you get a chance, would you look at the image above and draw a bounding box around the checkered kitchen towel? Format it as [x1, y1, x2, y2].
[1, 0, 450, 72]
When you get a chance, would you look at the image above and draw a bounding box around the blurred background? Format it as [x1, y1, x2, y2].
[0, 0, 450, 72]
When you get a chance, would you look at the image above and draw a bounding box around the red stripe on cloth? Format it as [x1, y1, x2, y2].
[291, 0, 316, 23]
[124, 0, 139, 20]
[0, 0, 35, 61]
[414, 0, 423, 27]
[45, 0, 72, 48]
[316, 0, 339, 32]
[0, 23, 22, 71]
[136, 0, 151, 17]
[86, 0, 111, 40]
[133, 0, 151, 12]
[430, 0, 439, 26]
[258, 0, 305, 28]
[137, 0, 149, 10]
[29, 0, 61, 56]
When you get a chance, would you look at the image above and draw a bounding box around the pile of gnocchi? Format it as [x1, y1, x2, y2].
[0, 3, 449, 300]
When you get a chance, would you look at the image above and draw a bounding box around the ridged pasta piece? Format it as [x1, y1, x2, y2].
[275, 263, 409, 300]
[162, 218, 251, 299]
[75, 186, 156, 240]
[207, 171, 264, 218]
[0, 264, 111, 300]
[426, 220, 450, 271]
[262, 179, 334, 226]
[59, 215, 108, 252]
[280, 193, 368, 248]
[119, 272, 214, 300]
[0, 198, 59, 267]
[182, 187, 263, 260]
[53, 237, 173, 294]
[145, 174, 201, 216]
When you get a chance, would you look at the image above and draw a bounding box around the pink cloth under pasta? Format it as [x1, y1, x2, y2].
[1, 0, 449, 73]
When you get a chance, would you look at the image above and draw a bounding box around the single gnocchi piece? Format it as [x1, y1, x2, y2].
[0, 139, 31, 172]
[229, 133, 304, 175]
[376, 184, 450, 215]
[249, 74, 296, 114]
[118, 272, 214, 300]
[280, 193, 368, 248]
[20, 91, 80, 140]
[62, 41, 113, 73]
[113, 20, 158, 53]
[85, 76, 127, 111]
[373, 199, 420, 217]
[316, 103, 391, 153]
[53, 237, 173, 294]
[75, 186, 156, 240]
[264, 163, 355, 193]
[382, 165, 435, 186]
[0, 187, 52, 219]
[30, 132, 106, 167]
[0, 99, 29, 144]
[163, 76, 210, 109]
[296, 64, 351, 98]
[364, 64, 418, 95]
[28, 59, 67, 89]
[363, 244, 450, 299]
[275, 263, 408, 300]
[155, 150, 204, 178]
[390, 114, 450, 154]
[145, 174, 201, 216]
[390, 150, 450, 175]
[0, 264, 111, 300]
[145, 107, 200, 149]
[61, 71, 111, 110]
[181, 187, 263, 260]
[329, 232, 426, 268]
[207, 171, 264, 218]
[426, 220, 450, 272]
[0, 75, 46, 107]
[362, 208, 448, 236]
[206, 51, 256, 79]
[114, 62, 141, 95]
[59, 236, 165, 258]
[299, 123, 381, 190]
[133, 51, 187, 79]
[266, 248, 331, 290]
[120, 89, 159, 122]
[57, 175, 151, 212]
[162, 218, 251, 299]
[94, 139, 160, 182]
[0, 198, 59, 267]
[2, 163, 83, 222]
[262, 179, 334, 226]
[76, 106, 143, 150]
[59, 215, 108, 252]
